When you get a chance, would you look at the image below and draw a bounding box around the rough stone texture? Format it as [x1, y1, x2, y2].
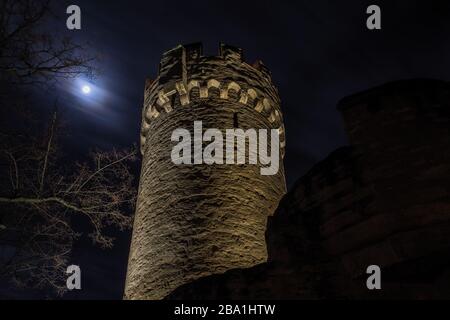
[124, 43, 287, 300]
[166, 79, 450, 299]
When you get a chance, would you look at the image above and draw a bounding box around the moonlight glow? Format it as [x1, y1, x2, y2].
[82, 85, 91, 94]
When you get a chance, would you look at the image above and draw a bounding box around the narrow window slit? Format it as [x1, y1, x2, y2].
[233, 112, 239, 128]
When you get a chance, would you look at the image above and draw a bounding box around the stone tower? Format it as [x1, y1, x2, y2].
[124, 43, 286, 299]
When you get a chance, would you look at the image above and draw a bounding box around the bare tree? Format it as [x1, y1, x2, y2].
[0, 0, 137, 296]
[0, 106, 137, 295]
[0, 0, 94, 86]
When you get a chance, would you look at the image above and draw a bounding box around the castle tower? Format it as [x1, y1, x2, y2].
[124, 43, 286, 299]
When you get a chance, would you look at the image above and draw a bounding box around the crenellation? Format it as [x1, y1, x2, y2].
[338, 79, 450, 147]
[184, 42, 203, 61]
[158, 45, 184, 83]
[219, 43, 243, 61]
[252, 60, 271, 79]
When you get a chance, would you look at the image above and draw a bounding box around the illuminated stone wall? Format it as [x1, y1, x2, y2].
[124, 43, 287, 299]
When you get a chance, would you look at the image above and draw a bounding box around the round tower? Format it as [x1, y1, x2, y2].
[124, 43, 286, 299]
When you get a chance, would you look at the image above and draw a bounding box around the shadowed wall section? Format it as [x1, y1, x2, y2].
[124, 43, 286, 299]
[166, 79, 450, 299]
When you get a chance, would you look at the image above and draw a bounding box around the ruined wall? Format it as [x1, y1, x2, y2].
[166, 79, 450, 299]
[124, 43, 286, 300]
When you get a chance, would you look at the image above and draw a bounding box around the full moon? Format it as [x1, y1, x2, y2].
[82, 85, 91, 94]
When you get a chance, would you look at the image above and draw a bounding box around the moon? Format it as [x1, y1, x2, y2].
[82, 85, 91, 94]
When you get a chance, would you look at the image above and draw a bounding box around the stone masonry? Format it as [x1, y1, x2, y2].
[124, 43, 287, 299]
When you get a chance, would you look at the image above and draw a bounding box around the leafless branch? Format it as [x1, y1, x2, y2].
[0, 0, 135, 297]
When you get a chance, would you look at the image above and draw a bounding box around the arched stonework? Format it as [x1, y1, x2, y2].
[140, 78, 286, 157]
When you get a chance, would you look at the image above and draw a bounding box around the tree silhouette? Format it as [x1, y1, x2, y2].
[0, 0, 137, 296]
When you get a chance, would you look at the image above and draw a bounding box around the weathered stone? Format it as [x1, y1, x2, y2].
[124, 43, 287, 300]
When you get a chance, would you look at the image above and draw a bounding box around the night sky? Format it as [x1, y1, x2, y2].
[4, 0, 450, 299]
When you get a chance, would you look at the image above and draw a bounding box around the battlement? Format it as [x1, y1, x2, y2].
[338, 78, 450, 146]
[337, 78, 450, 111]
[140, 43, 285, 156]
[150, 43, 273, 94]
[158, 43, 244, 73]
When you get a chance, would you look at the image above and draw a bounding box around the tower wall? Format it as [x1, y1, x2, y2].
[124, 43, 286, 299]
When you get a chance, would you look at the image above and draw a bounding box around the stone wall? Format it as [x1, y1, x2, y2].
[124, 43, 287, 300]
[166, 79, 450, 299]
